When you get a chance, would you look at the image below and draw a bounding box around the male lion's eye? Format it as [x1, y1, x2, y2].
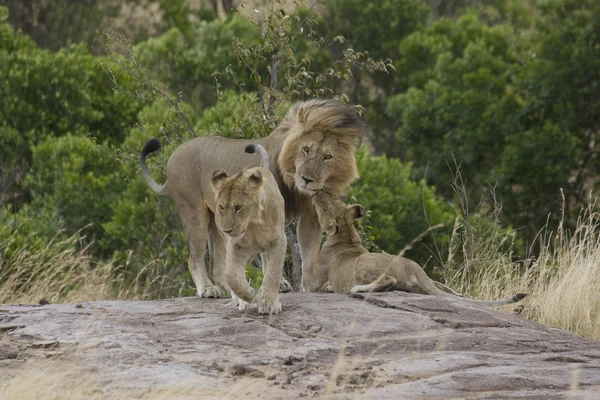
[302, 146, 309, 154]
[234, 205, 242, 212]
[218, 205, 225, 211]
[324, 154, 332, 160]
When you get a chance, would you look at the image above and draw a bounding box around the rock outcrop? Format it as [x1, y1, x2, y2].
[2, 292, 600, 399]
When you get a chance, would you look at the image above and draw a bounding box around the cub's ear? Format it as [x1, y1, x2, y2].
[211, 170, 228, 190]
[347, 204, 366, 220]
[249, 170, 263, 185]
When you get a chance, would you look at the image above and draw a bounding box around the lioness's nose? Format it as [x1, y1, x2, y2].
[302, 176, 313, 185]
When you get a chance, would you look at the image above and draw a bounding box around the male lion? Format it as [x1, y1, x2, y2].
[209, 144, 285, 314]
[308, 191, 527, 307]
[140, 99, 365, 297]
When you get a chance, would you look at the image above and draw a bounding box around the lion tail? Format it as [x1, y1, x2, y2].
[140, 138, 168, 195]
[245, 144, 270, 170]
[413, 267, 527, 307]
[425, 277, 527, 307]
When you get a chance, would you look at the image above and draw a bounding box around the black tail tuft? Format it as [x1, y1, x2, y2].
[513, 293, 528, 302]
[245, 144, 257, 154]
[142, 138, 161, 157]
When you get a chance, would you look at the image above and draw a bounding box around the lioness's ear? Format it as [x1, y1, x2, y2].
[211, 170, 228, 190]
[249, 170, 262, 185]
[347, 204, 366, 220]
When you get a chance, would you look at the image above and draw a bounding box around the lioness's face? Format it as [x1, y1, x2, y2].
[281, 131, 358, 196]
[211, 169, 263, 239]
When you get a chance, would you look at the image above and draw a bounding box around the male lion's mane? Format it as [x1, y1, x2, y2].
[272, 99, 366, 198]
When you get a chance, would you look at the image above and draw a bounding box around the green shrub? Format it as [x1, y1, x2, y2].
[347, 148, 454, 275]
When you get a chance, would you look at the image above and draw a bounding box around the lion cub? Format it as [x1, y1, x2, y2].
[309, 191, 527, 307]
[210, 144, 286, 315]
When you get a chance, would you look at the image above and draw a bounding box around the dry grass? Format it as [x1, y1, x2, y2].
[0, 225, 179, 304]
[0, 358, 274, 400]
[444, 199, 600, 340]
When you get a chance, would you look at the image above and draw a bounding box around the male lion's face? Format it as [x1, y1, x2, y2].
[211, 169, 263, 239]
[287, 131, 357, 196]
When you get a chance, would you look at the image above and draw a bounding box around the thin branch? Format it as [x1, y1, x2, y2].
[99, 33, 196, 138]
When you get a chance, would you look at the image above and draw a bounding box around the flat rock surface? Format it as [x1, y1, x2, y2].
[2, 292, 600, 399]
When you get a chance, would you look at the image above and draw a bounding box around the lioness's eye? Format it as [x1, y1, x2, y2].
[218, 204, 225, 211]
[324, 154, 332, 160]
[234, 205, 242, 212]
[302, 146, 309, 153]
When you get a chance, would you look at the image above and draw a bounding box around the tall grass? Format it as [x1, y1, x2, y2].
[0, 223, 182, 304]
[444, 195, 600, 340]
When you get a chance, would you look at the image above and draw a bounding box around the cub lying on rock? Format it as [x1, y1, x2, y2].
[210, 144, 286, 315]
[308, 191, 527, 307]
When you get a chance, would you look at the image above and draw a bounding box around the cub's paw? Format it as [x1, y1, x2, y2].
[350, 284, 370, 294]
[279, 278, 293, 293]
[199, 285, 222, 298]
[257, 293, 282, 315]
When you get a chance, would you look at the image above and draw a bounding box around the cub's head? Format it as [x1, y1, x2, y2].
[312, 191, 365, 240]
[210, 168, 264, 239]
[278, 99, 366, 196]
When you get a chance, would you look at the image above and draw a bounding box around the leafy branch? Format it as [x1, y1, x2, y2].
[98, 30, 196, 139]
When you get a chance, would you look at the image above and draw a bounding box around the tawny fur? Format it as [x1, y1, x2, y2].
[140, 99, 365, 297]
[308, 192, 527, 308]
[209, 145, 285, 314]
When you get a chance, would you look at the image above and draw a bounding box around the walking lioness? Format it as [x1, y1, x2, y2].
[308, 191, 527, 307]
[140, 99, 365, 297]
[210, 144, 285, 314]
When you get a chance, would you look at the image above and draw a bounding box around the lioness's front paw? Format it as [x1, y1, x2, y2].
[258, 293, 282, 315]
[199, 285, 222, 298]
[279, 279, 293, 293]
[231, 292, 256, 312]
[237, 298, 252, 311]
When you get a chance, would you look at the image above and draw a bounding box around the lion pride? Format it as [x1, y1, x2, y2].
[140, 99, 365, 297]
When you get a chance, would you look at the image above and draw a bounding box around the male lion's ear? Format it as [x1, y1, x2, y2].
[347, 204, 366, 220]
[249, 170, 263, 185]
[211, 170, 228, 190]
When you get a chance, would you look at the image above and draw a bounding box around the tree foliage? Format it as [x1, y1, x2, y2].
[348, 148, 454, 275]
[2, 0, 600, 299]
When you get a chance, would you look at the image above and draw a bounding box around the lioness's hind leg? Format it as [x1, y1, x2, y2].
[225, 244, 257, 306]
[254, 254, 291, 293]
[209, 223, 230, 293]
[351, 274, 397, 294]
[178, 201, 222, 298]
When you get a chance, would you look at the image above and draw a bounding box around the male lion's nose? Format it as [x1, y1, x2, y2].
[302, 176, 313, 185]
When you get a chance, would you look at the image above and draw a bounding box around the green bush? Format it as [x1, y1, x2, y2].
[24, 134, 126, 255]
[347, 148, 454, 275]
